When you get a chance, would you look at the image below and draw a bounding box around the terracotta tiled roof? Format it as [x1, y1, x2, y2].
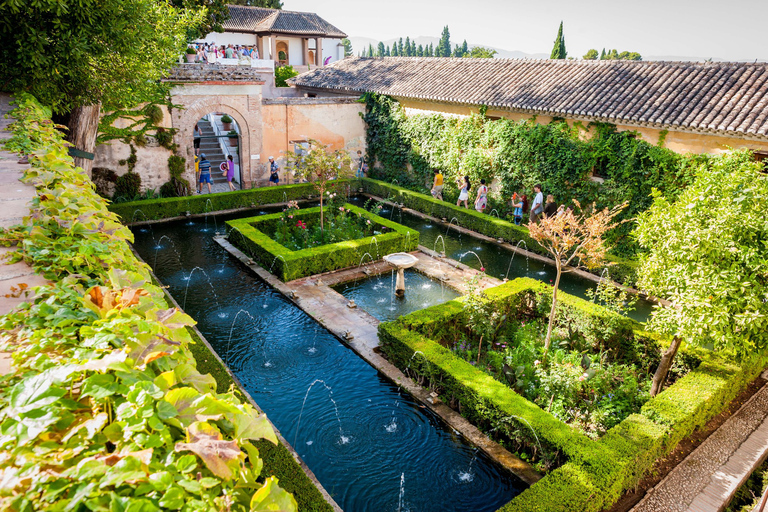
[290, 57, 768, 139]
[223, 5, 346, 38]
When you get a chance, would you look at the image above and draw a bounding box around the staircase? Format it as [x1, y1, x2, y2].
[196, 119, 240, 193]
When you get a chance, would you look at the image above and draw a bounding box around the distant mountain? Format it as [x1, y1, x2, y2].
[348, 36, 548, 59]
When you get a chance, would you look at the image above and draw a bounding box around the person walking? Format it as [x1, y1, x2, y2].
[511, 191, 524, 225]
[268, 156, 279, 186]
[356, 150, 367, 178]
[193, 123, 201, 156]
[431, 170, 444, 201]
[194, 155, 200, 193]
[530, 184, 544, 223]
[543, 194, 558, 218]
[474, 179, 488, 213]
[457, 176, 470, 208]
[198, 153, 212, 194]
[224, 154, 236, 192]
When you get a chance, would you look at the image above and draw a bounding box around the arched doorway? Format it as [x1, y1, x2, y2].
[193, 112, 242, 194]
[276, 41, 289, 66]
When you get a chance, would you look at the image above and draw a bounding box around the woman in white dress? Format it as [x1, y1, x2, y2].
[456, 175, 470, 208]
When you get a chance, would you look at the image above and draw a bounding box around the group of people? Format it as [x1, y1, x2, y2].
[186, 44, 259, 64]
[431, 173, 562, 225]
[430, 171, 489, 213]
[194, 153, 237, 194]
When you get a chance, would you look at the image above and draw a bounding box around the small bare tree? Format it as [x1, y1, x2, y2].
[284, 139, 353, 232]
[527, 200, 627, 358]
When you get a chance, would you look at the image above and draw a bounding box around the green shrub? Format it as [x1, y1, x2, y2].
[160, 154, 190, 198]
[275, 65, 299, 87]
[228, 203, 419, 281]
[114, 170, 142, 200]
[220, 114, 233, 124]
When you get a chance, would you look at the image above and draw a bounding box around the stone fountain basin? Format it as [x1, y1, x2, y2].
[383, 252, 419, 269]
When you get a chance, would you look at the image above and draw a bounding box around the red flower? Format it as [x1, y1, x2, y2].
[297, 220, 307, 229]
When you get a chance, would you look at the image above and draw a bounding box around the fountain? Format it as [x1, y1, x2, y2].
[383, 252, 419, 298]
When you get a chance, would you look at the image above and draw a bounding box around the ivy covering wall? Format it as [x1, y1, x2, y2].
[362, 93, 711, 257]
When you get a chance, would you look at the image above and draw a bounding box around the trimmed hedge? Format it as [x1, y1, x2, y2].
[360, 178, 639, 286]
[109, 179, 360, 223]
[378, 278, 767, 512]
[227, 203, 419, 281]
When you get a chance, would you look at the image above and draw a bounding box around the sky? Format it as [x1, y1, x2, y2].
[283, 0, 768, 61]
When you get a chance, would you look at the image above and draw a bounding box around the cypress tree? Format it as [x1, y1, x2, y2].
[429, 43, 434, 57]
[600, 48, 606, 60]
[386, 45, 391, 57]
[405, 36, 411, 56]
[417, 44, 423, 57]
[391, 43, 398, 57]
[437, 26, 451, 57]
[549, 21, 567, 59]
[377, 41, 385, 57]
[367, 44, 373, 58]
[398, 37, 404, 56]
[461, 39, 468, 57]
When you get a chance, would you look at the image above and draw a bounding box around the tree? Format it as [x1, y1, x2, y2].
[427, 43, 434, 57]
[391, 43, 399, 57]
[461, 39, 469, 57]
[618, 51, 642, 60]
[274, 65, 298, 87]
[600, 48, 606, 59]
[550, 21, 567, 59]
[398, 37, 404, 56]
[284, 139, 353, 233]
[437, 26, 451, 57]
[469, 46, 497, 58]
[417, 44, 424, 57]
[0, 0, 205, 174]
[377, 41, 386, 57]
[367, 44, 374, 57]
[405, 37, 411, 56]
[341, 38, 353, 57]
[228, 0, 282, 7]
[386, 45, 391, 57]
[583, 49, 599, 60]
[636, 151, 768, 396]
[527, 200, 626, 357]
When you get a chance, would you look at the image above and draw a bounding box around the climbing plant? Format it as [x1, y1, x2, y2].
[361, 93, 708, 257]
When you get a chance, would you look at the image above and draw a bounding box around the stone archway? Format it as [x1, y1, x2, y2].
[172, 96, 262, 189]
[276, 41, 289, 66]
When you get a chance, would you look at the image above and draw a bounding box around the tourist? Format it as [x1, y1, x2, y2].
[457, 176, 470, 208]
[251, 46, 260, 59]
[198, 153, 212, 194]
[194, 154, 200, 193]
[207, 45, 217, 64]
[511, 191, 524, 225]
[530, 184, 544, 223]
[193, 123, 201, 156]
[431, 170, 444, 201]
[543, 194, 558, 218]
[356, 150, 367, 178]
[197, 45, 206, 63]
[269, 156, 279, 186]
[474, 179, 488, 213]
[224, 154, 236, 192]
[225, 45, 234, 59]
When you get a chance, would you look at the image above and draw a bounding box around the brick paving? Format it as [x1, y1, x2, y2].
[632, 378, 768, 512]
[0, 93, 49, 375]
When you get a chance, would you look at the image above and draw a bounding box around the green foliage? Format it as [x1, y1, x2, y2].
[160, 155, 191, 198]
[114, 171, 142, 201]
[92, 167, 119, 198]
[636, 151, 768, 356]
[583, 49, 599, 60]
[109, 180, 358, 222]
[0, 93, 296, 512]
[361, 93, 706, 257]
[437, 26, 451, 57]
[273, 198, 375, 250]
[221, 114, 233, 124]
[0, 0, 205, 115]
[468, 46, 497, 58]
[600, 49, 642, 60]
[341, 38, 353, 57]
[275, 65, 299, 87]
[550, 21, 567, 59]
[227, 0, 283, 8]
[379, 277, 768, 512]
[227, 204, 419, 281]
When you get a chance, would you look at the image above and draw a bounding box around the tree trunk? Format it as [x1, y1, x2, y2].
[650, 336, 682, 397]
[476, 335, 484, 365]
[67, 103, 101, 177]
[543, 261, 562, 359]
[319, 186, 324, 233]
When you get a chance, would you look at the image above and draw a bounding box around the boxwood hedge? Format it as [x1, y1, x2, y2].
[359, 178, 639, 286]
[109, 179, 360, 223]
[227, 203, 419, 281]
[378, 278, 766, 512]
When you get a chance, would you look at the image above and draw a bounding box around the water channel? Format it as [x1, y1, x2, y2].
[132, 211, 525, 512]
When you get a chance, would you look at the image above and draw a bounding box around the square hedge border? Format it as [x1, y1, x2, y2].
[226, 203, 419, 281]
[108, 179, 360, 224]
[378, 278, 767, 512]
[359, 178, 639, 286]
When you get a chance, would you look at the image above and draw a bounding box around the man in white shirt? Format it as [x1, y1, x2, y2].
[530, 184, 544, 224]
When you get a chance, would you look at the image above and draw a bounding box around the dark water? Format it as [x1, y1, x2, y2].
[334, 270, 459, 323]
[346, 198, 653, 323]
[131, 214, 525, 512]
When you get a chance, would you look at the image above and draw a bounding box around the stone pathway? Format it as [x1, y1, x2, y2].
[0, 94, 49, 375]
[214, 236, 542, 486]
[632, 376, 768, 512]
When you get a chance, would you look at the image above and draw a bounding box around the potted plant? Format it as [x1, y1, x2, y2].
[227, 130, 238, 147]
[185, 46, 197, 63]
[220, 114, 233, 131]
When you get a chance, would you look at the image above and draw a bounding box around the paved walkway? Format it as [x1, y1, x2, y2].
[632, 375, 768, 512]
[0, 94, 48, 375]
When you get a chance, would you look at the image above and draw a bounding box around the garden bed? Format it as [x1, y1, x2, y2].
[227, 201, 419, 281]
[108, 179, 359, 224]
[379, 277, 768, 512]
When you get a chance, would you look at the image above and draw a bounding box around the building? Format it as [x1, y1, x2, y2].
[290, 57, 768, 156]
[198, 5, 347, 72]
